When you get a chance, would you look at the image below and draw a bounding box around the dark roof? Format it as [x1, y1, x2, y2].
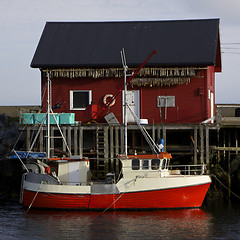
[31, 19, 221, 69]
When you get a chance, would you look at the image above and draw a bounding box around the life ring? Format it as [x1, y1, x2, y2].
[103, 94, 115, 107]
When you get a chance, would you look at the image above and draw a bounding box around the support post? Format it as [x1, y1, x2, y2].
[163, 126, 166, 151]
[74, 124, 78, 155]
[228, 130, 231, 202]
[104, 126, 109, 174]
[62, 126, 66, 155]
[200, 125, 204, 164]
[115, 126, 119, 175]
[26, 126, 31, 151]
[205, 125, 209, 165]
[194, 126, 198, 165]
[120, 125, 124, 154]
[79, 126, 83, 158]
[67, 126, 71, 155]
[51, 126, 54, 157]
[235, 130, 238, 155]
[152, 124, 155, 144]
[110, 126, 114, 171]
[40, 128, 43, 152]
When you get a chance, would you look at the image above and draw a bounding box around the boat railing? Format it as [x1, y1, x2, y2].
[168, 164, 206, 175]
[60, 181, 91, 186]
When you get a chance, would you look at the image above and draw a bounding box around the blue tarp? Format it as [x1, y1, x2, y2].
[9, 151, 46, 159]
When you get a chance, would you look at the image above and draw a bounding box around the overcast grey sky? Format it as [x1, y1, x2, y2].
[0, 0, 240, 105]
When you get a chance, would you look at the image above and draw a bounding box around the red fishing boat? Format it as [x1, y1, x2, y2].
[18, 49, 211, 210]
[20, 152, 210, 210]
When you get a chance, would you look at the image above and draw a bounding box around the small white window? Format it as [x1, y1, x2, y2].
[132, 159, 140, 170]
[70, 90, 92, 110]
[157, 96, 175, 107]
[142, 159, 149, 170]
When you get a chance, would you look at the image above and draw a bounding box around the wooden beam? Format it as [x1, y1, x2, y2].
[62, 126, 66, 155]
[110, 126, 114, 171]
[74, 125, 78, 155]
[120, 125, 124, 154]
[194, 126, 198, 165]
[205, 125, 209, 164]
[51, 126, 54, 157]
[115, 126, 119, 156]
[104, 126, 109, 174]
[163, 126, 166, 151]
[210, 146, 240, 151]
[40, 128, 43, 152]
[79, 126, 83, 158]
[26, 126, 30, 151]
[67, 126, 71, 155]
[200, 125, 204, 164]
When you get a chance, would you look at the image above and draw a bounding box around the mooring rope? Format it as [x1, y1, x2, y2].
[98, 176, 141, 217]
[13, 149, 29, 172]
[27, 181, 43, 212]
[211, 174, 240, 200]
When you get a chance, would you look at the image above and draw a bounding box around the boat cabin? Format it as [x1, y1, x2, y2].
[55, 157, 90, 186]
[120, 153, 172, 178]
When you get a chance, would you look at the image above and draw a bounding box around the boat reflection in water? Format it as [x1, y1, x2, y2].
[25, 208, 212, 240]
[3, 203, 240, 240]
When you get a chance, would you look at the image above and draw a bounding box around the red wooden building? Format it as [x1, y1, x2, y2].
[31, 19, 221, 124]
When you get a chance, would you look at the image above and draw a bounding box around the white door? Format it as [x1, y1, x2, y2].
[123, 90, 140, 123]
[68, 162, 80, 185]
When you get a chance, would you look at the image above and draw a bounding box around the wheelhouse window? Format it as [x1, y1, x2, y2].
[142, 159, 149, 170]
[70, 90, 92, 110]
[132, 159, 140, 170]
[151, 159, 160, 170]
[162, 159, 167, 169]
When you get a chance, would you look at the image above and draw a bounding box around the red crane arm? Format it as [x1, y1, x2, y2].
[91, 49, 157, 121]
[108, 49, 157, 106]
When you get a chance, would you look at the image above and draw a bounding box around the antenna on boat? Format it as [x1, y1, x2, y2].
[120, 49, 158, 156]
[47, 72, 51, 159]
[45, 72, 72, 159]
[120, 48, 128, 156]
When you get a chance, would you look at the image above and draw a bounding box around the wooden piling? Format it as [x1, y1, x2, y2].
[194, 125, 198, 165]
[79, 126, 83, 158]
[200, 125, 204, 164]
[205, 125, 209, 165]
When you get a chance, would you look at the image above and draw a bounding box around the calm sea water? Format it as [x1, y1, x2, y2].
[0, 202, 240, 240]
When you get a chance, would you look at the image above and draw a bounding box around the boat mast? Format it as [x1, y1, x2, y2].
[121, 49, 128, 156]
[47, 73, 51, 159]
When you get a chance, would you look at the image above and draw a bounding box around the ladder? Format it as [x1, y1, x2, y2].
[96, 126, 109, 179]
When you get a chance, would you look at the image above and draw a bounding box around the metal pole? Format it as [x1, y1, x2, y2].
[124, 64, 127, 156]
[47, 73, 51, 159]
[121, 49, 128, 156]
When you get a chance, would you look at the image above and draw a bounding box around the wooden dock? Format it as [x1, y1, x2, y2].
[22, 111, 240, 179]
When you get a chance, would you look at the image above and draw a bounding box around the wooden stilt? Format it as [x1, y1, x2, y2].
[67, 126, 71, 155]
[74, 124, 78, 155]
[200, 125, 204, 164]
[194, 125, 198, 165]
[205, 125, 209, 165]
[110, 126, 114, 172]
[62, 126, 66, 156]
[26, 126, 31, 151]
[79, 126, 83, 158]
[51, 126, 54, 157]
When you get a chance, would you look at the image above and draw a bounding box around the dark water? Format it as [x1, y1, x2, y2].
[0, 203, 240, 240]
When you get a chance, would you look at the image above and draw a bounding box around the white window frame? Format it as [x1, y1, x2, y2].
[70, 90, 92, 110]
[157, 96, 175, 108]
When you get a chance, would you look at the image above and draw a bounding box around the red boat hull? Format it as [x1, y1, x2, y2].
[23, 183, 210, 210]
